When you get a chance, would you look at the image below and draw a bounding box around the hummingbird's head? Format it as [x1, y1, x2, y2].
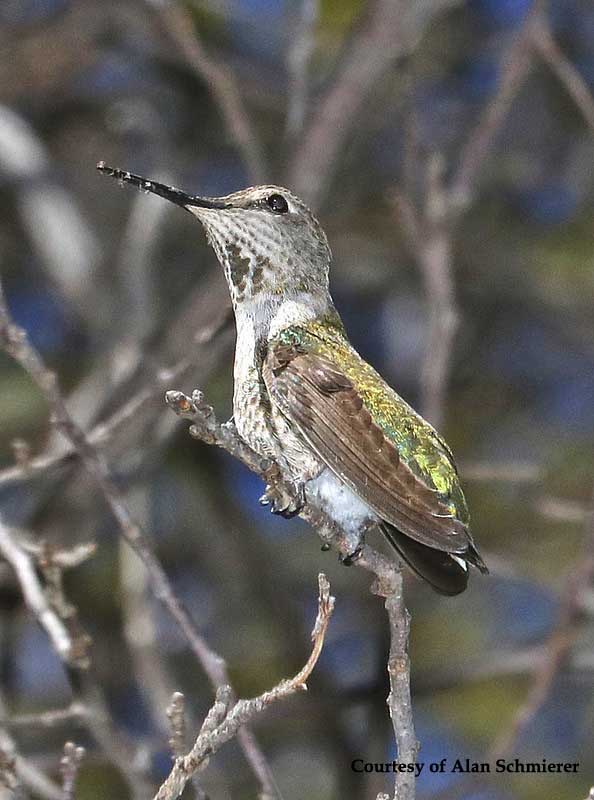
[97, 164, 332, 312]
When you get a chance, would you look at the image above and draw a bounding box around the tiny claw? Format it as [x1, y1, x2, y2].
[260, 480, 305, 518]
[276, 505, 301, 519]
[340, 546, 362, 567]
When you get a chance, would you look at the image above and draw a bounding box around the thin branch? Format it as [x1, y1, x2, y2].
[288, 0, 463, 207]
[449, 5, 539, 209]
[0, 705, 87, 731]
[488, 482, 594, 761]
[60, 742, 85, 800]
[0, 529, 94, 671]
[417, 155, 459, 428]
[460, 460, 542, 483]
[0, 357, 191, 489]
[393, 5, 541, 428]
[0, 278, 277, 800]
[166, 693, 187, 759]
[0, 520, 150, 800]
[534, 495, 590, 524]
[285, 0, 320, 140]
[0, 693, 64, 800]
[531, 12, 594, 135]
[153, 574, 335, 800]
[377, 571, 418, 800]
[0, 299, 234, 491]
[149, 0, 266, 183]
[0, 519, 75, 666]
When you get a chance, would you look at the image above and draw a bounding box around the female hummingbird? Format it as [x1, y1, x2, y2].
[98, 163, 487, 595]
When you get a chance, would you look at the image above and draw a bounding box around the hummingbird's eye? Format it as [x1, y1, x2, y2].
[265, 194, 289, 214]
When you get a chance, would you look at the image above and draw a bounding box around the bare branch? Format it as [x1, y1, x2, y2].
[417, 155, 459, 428]
[0, 519, 150, 800]
[285, 0, 320, 140]
[534, 495, 589, 524]
[166, 693, 187, 759]
[488, 482, 594, 761]
[0, 357, 191, 489]
[0, 705, 87, 731]
[377, 572, 417, 800]
[153, 574, 335, 800]
[460, 460, 542, 483]
[150, 0, 266, 183]
[60, 742, 85, 800]
[0, 692, 64, 800]
[449, 6, 539, 209]
[0, 278, 277, 800]
[197, 686, 231, 741]
[288, 0, 462, 207]
[531, 12, 594, 135]
[0, 519, 76, 666]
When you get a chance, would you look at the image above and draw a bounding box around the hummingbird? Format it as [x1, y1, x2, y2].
[97, 162, 488, 595]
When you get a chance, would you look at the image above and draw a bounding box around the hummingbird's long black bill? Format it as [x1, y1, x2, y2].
[96, 162, 229, 210]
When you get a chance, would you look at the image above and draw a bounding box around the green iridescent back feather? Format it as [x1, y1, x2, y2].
[274, 315, 470, 526]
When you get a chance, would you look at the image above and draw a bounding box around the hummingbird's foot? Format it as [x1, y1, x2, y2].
[340, 546, 363, 567]
[259, 464, 305, 518]
[259, 482, 305, 518]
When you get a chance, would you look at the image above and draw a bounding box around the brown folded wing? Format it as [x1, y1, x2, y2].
[263, 342, 470, 554]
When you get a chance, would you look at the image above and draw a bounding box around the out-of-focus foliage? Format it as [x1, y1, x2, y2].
[0, 1, 593, 799]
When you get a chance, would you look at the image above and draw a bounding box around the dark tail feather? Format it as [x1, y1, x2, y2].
[380, 523, 470, 596]
[466, 544, 489, 575]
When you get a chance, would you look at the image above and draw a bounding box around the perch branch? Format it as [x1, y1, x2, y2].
[167, 389, 417, 799]
[384, 577, 417, 799]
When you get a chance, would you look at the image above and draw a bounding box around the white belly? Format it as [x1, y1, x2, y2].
[306, 468, 375, 550]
